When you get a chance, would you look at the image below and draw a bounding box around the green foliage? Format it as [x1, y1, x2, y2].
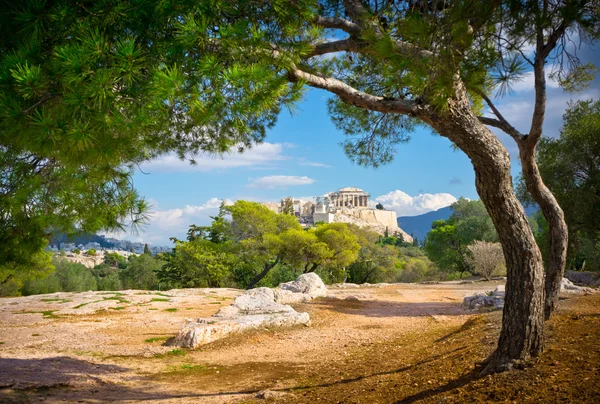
[86, 249, 97, 256]
[424, 198, 498, 275]
[347, 243, 400, 284]
[425, 220, 466, 273]
[0, 245, 53, 296]
[52, 257, 97, 292]
[120, 254, 163, 290]
[144, 244, 151, 255]
[279, 228, 331, 273]
[518, 100, 600, 271]
[158, 239, 237, 288]
[73, 248, 81, 254]
[97, 273, 123, 291]
[104, 252, 128, 269]
[313, 223, 361, 271]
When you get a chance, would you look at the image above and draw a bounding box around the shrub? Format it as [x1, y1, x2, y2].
[97, 273, 123, 291]
[120, 254, 163, 290]
[465, 241, 505, 280]
[53, 258, 97, 292]
[73, 248, 81, 254]
[86, 249, 97, 256]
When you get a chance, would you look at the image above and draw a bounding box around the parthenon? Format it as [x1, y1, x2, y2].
[329, 187, 370, 208]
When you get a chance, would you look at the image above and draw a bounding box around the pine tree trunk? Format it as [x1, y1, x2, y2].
[424, 82, 546, 373]
[519, 145, 568, 319]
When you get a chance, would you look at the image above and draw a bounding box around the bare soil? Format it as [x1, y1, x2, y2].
[0, 282, 598, 403]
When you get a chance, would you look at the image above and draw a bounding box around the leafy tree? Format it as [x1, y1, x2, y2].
[0, 247, 53, 296]
[97, 273, 123, 291]
[52, 257, 97, 292]
[279, 228, 332, 273]
[375, 203, 384, 210]
[120, 254, 163, 290]
[425, 199, 497, 276]
[143, 244, 151, 256]
[86, 249, 97, 256]
[3, 0, 597, 372]
[348, 243, 399, 284]
[158, 239, 237, 288]
[425, 220, 469, 275]
[313, 223, 360, 278]
[225, 201, 301, 288]
[103, 252, 128, 269]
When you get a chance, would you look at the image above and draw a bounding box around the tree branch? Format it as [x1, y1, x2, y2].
[307, 38, 359, 57]
[314, 16, 361, 36]
[288, 66, 418, 115]
[475, 90, 523, 141]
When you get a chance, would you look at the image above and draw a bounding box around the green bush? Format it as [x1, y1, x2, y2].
[73, 248, 81, 254]
[86, 249, 97, 256]
[53, 258, 97, 292]
[120, 254, 162, 290]
[97, 273, 123, 291]
[21, 272, 62, 295]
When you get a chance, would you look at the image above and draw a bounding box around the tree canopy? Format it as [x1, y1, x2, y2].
[2, 0, 599, 372]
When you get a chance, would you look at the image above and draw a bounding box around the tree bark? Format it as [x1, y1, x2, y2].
[424, 82, 546, 373]
[519, 144, 568, 319]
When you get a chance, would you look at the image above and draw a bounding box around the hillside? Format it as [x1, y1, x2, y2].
[397, 206, 453, 242]
[398, 204, 539, 242]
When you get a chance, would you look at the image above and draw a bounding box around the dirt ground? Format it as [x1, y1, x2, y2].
[0, 282, 598, 403]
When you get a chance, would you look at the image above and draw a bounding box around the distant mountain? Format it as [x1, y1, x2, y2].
[397, 204, 539, 242]
[397, 206, 453, 242]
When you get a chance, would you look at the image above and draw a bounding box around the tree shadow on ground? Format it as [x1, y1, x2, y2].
[279, 345, 470, 393]
[0, 356, 259, 402]
[394, 368, 484, 403]
[309, 298, 469, 318]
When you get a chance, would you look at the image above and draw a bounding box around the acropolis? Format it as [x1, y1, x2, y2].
[264, 187, 412, 242]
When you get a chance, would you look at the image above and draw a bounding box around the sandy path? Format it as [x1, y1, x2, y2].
[0, 281, 503, 403]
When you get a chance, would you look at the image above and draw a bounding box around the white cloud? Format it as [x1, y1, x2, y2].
[375, 190, 457, 217]
[247, 175, 316, 189]
[299, 159, 332, 168]
[101, 198, 229, 245]
[141, 143, 288, 172]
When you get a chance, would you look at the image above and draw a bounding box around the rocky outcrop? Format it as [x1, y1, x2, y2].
[279, 273, 327, 297]
[168, 274, 327, 349]
[464, 280, 597, 311]
[330, 208, 413, 242]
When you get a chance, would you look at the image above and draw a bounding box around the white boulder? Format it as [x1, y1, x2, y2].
[169, 274, 328, 349]
[279, 273, 327, 297]
[560, 278, 595, 295]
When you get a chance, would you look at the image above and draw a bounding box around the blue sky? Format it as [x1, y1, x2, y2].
[118, 43, 599, 246]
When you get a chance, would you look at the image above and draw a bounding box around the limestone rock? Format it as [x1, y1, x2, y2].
[233, 288, 294, 314]
[463, 293, 504, 310]
[560, 278, 595, 295]
[279, 273, 327, 297]
[273, 289, 312, 304]
[169, 274, 326, 349]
